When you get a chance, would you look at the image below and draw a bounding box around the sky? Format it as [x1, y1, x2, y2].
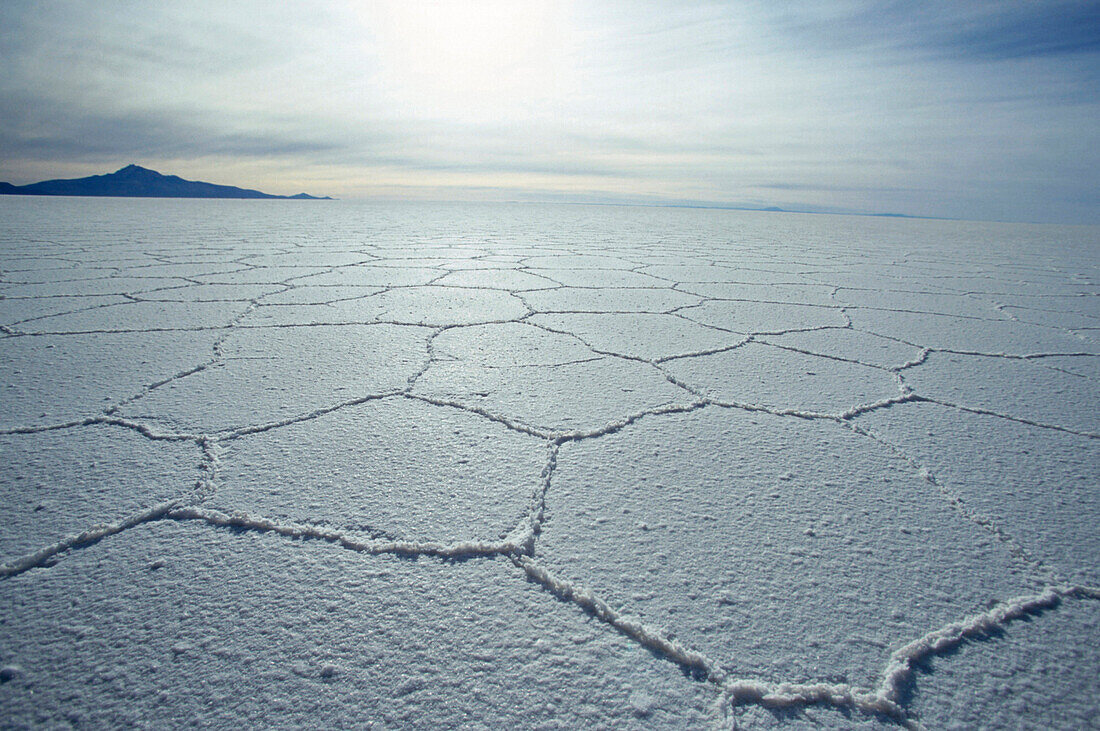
[1, 1, 1098, 223]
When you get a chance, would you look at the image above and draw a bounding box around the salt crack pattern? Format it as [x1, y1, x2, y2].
[1, 203, 1098, 728]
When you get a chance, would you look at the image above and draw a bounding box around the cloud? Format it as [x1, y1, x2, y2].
[0, 0, 1097, 222]
[764, 1, 1100, 62]
[0, 93, 342, 163]
[936, 3, 1100, 60]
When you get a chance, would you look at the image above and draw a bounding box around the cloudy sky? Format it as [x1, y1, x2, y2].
[1, 1, 1098, 222]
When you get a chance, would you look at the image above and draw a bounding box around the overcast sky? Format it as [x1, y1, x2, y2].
[1, 1, 1098, 223]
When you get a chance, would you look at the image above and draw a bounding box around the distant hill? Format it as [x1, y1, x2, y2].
[0, 165, 332, 200]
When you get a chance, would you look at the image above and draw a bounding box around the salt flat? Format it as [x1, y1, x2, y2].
[1, 198, 1098, 729]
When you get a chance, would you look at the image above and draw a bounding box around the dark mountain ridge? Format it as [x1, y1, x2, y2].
[0, 165, 332, 199]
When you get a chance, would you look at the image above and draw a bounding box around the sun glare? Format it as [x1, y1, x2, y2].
[367, 0, 572, 118]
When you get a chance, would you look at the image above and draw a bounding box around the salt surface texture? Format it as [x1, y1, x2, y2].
[1, 198, 1097, 729]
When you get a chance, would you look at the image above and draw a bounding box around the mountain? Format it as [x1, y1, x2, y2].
[0, 165, 332, 199]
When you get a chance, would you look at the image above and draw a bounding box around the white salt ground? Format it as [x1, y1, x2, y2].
[0, 198, 1097, 729]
